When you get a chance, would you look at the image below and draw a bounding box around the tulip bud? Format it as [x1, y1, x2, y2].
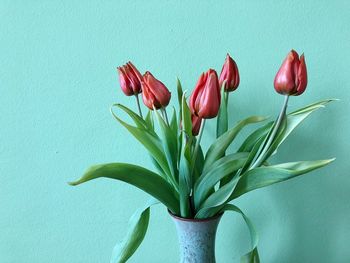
[219, 53, 240, 92]
[141, 71, 171, 110]
[191, 114, 202, 136]
[189, 69, 221, 119]
[117, 61, 143, 96]
[274, 50, 307, 96]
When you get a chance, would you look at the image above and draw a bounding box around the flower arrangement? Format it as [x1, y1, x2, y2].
[70, 50, 335, 262]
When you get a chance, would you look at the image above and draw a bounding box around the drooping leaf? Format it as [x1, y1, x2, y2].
[222, 204, 260, 263]
[69, 163, 179, 214]
[110, 113, 172, 181]
[230, 159, 335, 201]
[112, 104, 150, 132]
[204, 116, 267, 171]
[110, 199, 159, 263]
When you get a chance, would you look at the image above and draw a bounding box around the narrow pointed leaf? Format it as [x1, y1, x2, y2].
[289, 99, 337, 115]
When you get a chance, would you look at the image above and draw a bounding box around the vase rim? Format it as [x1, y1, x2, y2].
[168, 209, 223, 222]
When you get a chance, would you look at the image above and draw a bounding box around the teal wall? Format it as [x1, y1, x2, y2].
[1, 1, 349, 262]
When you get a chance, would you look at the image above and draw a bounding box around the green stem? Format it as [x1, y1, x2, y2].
[161, 108, 170, 126]
[189, 119, 205, 215]
[250, 95, 289, 169]
[135, 94, 143, 119]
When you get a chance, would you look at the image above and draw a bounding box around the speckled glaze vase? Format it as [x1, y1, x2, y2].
[170, 213, 222, 263]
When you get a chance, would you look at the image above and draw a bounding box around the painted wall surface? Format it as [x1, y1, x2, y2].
[1, 1, 349, 262]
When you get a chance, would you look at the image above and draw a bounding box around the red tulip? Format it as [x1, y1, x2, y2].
[189, 69, 221, 119]
[191, 114, 202, 136]
[219, 53, 240, 92]
[274, 50, 307, 96]
[141, 71, 171, 110]
[117, 61, 143, 96]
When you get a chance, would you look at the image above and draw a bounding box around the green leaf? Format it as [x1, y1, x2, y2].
[154, 109, 179, 184]
[195, 176, 239, 219]
[238, 121, 273, 152]
[177, 93, 195, 217]
[221, 204, 260, 263]
[265, 99, 336, 159]
[181, 93, 192, 137]
[193, 144, 205, 182]
[230, 159, 335, 201]
[110, 199, 158, 263]
[289, 98, 337, 115]
[69, 163, 179, 214]
[110, 112, 172, 181]
[144, 110, 154, 130]
[112, 104, 150, 132]
[194, 153, 247, 209]
[178, 136, 193, 217]
[216, 85, 228, 138]
[170, 107, 179, 137]
[204, 115, 267, 171]
[177, 78, 184, 111]
[238, 136, 266, 176]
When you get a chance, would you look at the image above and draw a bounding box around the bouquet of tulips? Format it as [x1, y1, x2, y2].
[70, 50, 335, 263]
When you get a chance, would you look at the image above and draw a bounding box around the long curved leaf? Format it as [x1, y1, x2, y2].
[222, 204, 260, 263]
[230, 159, 335, 201]
[113, 104, 150, 132]
[111, 113, 172, 181]
[204, 116, 267, 171]
[110, 199, 158, 263]
[69, 163, 179, 214]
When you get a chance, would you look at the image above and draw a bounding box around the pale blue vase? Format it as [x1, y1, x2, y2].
[170, 213, 223, 263]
